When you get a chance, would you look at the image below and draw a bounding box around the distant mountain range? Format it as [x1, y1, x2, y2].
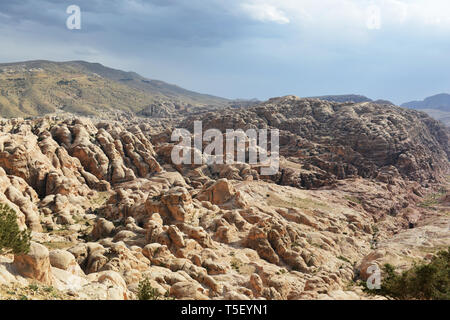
[401, 93, 450, 112]
[0, 61, 449, 127]
[401, 94, 450, 126]
[0, 60, 229, 118]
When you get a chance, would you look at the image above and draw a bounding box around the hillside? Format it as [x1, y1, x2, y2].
[0, 60, 229, 118]
[417, 109, 450, 127]
[308, 94, 450, 126]
[181, 96, 449, 185]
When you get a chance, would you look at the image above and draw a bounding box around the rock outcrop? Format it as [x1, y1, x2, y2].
[13, 242, 53, 285]
[181, 96, 449, 186]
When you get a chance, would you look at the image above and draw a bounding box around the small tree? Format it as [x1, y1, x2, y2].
[362, 247, 450, 300]
[0, 203, 31, 255]
[137, 277, 162, 300]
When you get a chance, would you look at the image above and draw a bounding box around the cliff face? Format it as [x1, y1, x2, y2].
[0, 96, 448, 300]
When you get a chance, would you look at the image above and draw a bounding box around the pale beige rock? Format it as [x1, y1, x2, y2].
[357, 249, 386, 281]
[197, 179, 235, 205]
[0, 110, 447, 301]
[169, 281, 209, 300]
[13, 242, 53, 285]
[49, 250, 76, 270]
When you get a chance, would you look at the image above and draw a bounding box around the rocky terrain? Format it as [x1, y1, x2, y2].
[310, 94, 450, 126]
[0, 94, 448, 300]
[309, 95, 395, 106]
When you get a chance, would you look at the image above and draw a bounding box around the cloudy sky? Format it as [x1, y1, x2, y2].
[1, 0, 449, 104]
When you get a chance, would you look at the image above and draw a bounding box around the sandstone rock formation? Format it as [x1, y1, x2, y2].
[0, 97, 448, 300]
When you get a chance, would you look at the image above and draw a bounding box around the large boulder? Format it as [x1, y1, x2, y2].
[49, 249, 85, 277]
[91, 218, 116, 240]
[196, 179, 235, 205]
[169, 281, 209, 300]
[146, 187, 195, 223]
[357, 249, 386, 281]
[13, 242, 53, 285]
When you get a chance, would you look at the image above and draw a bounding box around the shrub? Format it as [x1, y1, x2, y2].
[0, 203, 31, 255]
[28, 284, 39, 292]
[137, 277, 162, 300]
[362, 248, 450, 300]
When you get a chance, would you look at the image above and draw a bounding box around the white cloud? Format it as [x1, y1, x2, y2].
[366, 5, 382, 30]
[238, 0, 450, 30]
[240, 2, 290, 24]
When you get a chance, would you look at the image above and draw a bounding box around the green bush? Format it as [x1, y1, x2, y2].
[137, 277, 162, 300]
[362, 248, 450, 300]
[0, 203, 31, 255]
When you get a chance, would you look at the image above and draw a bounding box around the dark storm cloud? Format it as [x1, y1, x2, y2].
[0, 0, 284, 46]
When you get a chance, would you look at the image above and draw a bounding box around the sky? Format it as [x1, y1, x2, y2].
[0, 0, 450, 104]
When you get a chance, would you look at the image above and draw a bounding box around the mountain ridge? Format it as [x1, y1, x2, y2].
[401, 93, 450, 126]
[402, 93, 450, 112]
[0, 60, 229, 118]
